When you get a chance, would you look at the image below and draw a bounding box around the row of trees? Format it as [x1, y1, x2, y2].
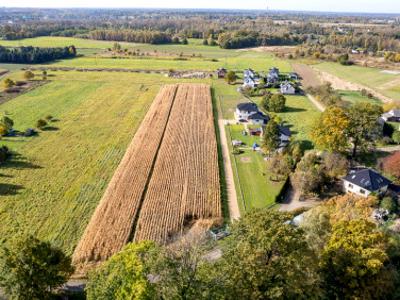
[217, 31, 303, 49]
[87, 30, 177, 44]
[0, 46, 76, 64]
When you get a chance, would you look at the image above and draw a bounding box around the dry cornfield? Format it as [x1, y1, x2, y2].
[134, 84, 221, 243]
[73, 83, 221, 272]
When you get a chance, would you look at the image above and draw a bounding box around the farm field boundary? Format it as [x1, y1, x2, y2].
[72, 84, 178, 273]
[73, 83, 221, 274]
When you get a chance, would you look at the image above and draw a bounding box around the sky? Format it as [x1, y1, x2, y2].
[1, 0, 400, 14]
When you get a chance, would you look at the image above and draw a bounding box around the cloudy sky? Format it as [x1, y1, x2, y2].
[1, 0, 399, 13]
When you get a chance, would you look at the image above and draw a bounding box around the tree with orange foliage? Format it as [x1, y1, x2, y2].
[382, 151, 400, 179]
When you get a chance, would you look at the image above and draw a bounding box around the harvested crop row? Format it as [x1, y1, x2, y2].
[134, 84, 221, 243]
[72, 84, 177, 270]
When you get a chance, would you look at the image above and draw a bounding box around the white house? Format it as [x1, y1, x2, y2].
[244, 69, 256, 79]
[248, 112, 269, 125]
[280, 82, 296, 95]
[235, 102, 259, 121]
[243, 77, 257, 88]
[267, 67, 280, 84]
[342, 168, 392, 198]
[381, 109, 400, 123]
[243, 69, 261, 88]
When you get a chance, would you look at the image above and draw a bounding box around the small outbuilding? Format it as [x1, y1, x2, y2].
[216, 68, 228, 79]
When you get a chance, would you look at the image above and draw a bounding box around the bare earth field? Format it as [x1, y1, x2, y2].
[73, 84, 221, 273]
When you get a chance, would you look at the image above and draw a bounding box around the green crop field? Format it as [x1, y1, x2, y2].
[314, 62, 400, 101]
[0, 71, 203, 255]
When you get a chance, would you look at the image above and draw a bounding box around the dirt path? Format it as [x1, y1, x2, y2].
[306, 93, 325, 112]
[218, 119, 240, 220]
[292, 63, 322, 88]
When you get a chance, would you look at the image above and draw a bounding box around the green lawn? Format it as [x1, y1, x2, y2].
[0, 71, 195, 255]
[225, 124, 284, 212]
[338, 90, 382, 105]
[252, 94, 321, 147]
[314, 62, 400, 101]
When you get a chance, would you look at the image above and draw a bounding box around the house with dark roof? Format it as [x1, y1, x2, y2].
[216, 68, 227, 79]
[342, 168, 392, 198]
[248, 112, 269, 125]
[381, 109, 400, 123]
[267, 67, 280, 84]
[278, 126, 291, 148]
[235, 102, 259, 121]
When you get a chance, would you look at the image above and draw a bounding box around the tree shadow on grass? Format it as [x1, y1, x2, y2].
[0, 183, 24, 195]
[283, 107, 307, 113]
[2, 153, 42, 170]
[0, 173, 13, 178]
[42, 126, 59, 131]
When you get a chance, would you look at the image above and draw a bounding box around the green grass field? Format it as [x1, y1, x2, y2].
[314, 62, 400, 101]
[0, 71, 201, 254]
[226, 124, 284, 211]
[338, 90, 382, 105]
[252, 95, 321, 147]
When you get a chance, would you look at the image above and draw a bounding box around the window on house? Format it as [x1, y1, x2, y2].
[360, 189, 366, 194]
[348, 183, 353, 189]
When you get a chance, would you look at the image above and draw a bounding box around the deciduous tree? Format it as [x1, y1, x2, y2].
[23, 70, 34, 80]
[381, 151, 400, 179]
[346, 102, 383, 157]
[321, 219, 396, 299]
[262, 119, 280, 153]
[86, 241, 157, 300]
[0, 235, 74, 300]
[311, 106, 350, 153]
[218, 210, 321, 299]
[225, 71, 236, 84]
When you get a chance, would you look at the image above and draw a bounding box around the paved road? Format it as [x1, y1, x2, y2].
[218, 120, 240, 220]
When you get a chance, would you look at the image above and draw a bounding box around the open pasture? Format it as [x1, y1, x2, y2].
[314, 62, 400, 101]
[0, 71, 173, 255]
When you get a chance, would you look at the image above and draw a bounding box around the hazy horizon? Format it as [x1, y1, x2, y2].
[1, 0, 400, 14]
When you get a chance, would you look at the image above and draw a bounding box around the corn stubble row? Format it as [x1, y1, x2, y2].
[73, 84, 221, 271]
[134, 84, 221, 242]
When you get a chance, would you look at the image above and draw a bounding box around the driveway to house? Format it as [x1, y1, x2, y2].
[279, 184, 319, 212]
[218, 119, 241, 220]
[376, 145, 400, 153]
